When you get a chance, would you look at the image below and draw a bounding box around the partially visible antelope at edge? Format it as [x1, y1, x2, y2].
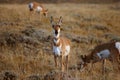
[77, 41, 120, 74]
[28, 2, 48, 20]
[50, 16, 71, 72]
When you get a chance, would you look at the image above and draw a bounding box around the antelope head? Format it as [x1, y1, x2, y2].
[50, 16, 62, 39]
[43, 9, 48, 17]
[77, 55, 90, 71]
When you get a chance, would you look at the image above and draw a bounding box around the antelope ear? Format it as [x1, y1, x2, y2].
[58, 16, 62, 25]
[50, 16, 54, 27]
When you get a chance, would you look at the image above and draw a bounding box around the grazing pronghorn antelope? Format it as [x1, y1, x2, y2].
[78, 41, 120, 74]
[50, 16, 71, 72]
[28, 2, 48, 20]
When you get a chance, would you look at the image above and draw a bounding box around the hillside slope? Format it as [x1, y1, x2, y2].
[0, 3, 120, 80]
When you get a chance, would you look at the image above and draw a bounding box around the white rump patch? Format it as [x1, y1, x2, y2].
[36, 6, 43, 13]
[97, 49, 110, 59]
[28, 3, 33, 9]
[64, 46, 70, 56]
[115, 42, 120, 53]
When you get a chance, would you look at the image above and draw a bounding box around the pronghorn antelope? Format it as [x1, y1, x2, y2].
[50, 16, 71, 72]
[28, 2, 48, 20]
[78, 41, 120, 74]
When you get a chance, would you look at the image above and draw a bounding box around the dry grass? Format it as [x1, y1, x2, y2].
[0, 3, 120, 80]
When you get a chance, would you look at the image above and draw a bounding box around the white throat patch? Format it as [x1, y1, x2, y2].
[97, 49, 110, 59]
[58, 29, 60, 33]
[54, 39, 60, 44]
[54, 33, 60, 38]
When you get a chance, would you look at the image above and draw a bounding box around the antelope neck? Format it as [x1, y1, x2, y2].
[53, 37, 60, 46]
[54, 37, 59, 40]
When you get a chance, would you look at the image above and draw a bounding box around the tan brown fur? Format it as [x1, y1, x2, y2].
[53, 37, 70, 47]
[87, 42, 119, 62]
[31, 2, 47, 12]
[50, 16, 71, 72]
[28, 1, 48, 20]
[79, 42, 120, 74]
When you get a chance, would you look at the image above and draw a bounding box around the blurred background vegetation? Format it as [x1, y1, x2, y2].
[0, 0, 119, 4]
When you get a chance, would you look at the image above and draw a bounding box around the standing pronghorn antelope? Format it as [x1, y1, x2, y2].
[28, 2, 48, 20]
[50, 16, 71, 72]
[78, 41, 120, 74]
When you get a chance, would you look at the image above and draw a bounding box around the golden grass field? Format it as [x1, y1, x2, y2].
[0, 2, 120, 80]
